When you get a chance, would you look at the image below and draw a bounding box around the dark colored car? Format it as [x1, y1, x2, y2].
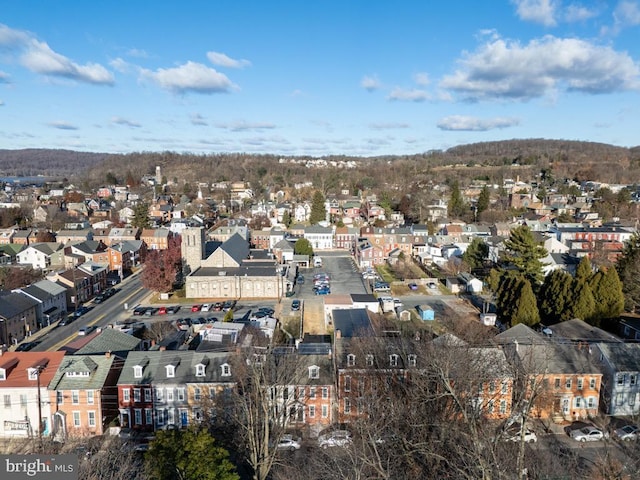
[16, 341, 40, 352]
[291, 300, 301, 311]
[166, 305, 181, 314]
[74, 306, 90, 317]
[222, 300, 237, 312]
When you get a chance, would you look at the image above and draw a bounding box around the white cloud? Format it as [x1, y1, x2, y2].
[563, 4, 599, 22]
[387, 87, 429, 102]
[413, 72, 430, 86]
[437, 115, 520, 131]
[190, 113, 208, 126]
[369, 122, 410, 130]
[611, 0, 640, 33]
[0, 71, 9, 83]
[440, 34, 640, 101]
[141, 61, 236, 94]
[109, 57, 134, 74]
[0, 100, 4, 106]
[0, 24, 114, 85]
[215, 120, 276, 132]
[112, 116, 142, 128]
[512, 0, 559, 26]
[127, 48, 149, 58]
[47, 120, 79, 130]
[206, 51, 251, 68]
[361, 74, 381, 91]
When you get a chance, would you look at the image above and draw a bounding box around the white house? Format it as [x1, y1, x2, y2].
[16, 243, 63, 271]
[304, 225, 334, 250]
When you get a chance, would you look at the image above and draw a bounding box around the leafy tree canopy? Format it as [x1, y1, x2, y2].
[294, 238, 314, 257]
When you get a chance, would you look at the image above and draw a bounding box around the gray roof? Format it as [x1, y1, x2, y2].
[350, 293, 377, 303]
[117, 350, 235, 386]
[597, 343, 640, 372]
[220, 233, 250, 264]
[192, 265, 279, 278]
[515, 342, 603, 375]
[74, 328, 141, 357]
[333, 309, 373, 338]
[0, 291, 39, 318]
[546, 319, 622, 344]
[48, 355, 117, 391]
[29, 279, 66, 297]
[495, 323, 543, 345]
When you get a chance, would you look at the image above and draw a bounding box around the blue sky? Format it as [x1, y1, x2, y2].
[1, 0, 639, 156]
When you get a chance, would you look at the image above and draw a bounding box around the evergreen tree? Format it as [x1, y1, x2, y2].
[309, 191, 326, 224]
[131, 201, 151, 229]
[462, 238, 489, 271]
[575, 256, 593, 285]
[616, 233, 640, 311]
[496, 272, 523, 323]
[538, 270, 573, 323]
[590, 267, 625, 320]
[282, 210, 291, 227]
[447, 180, 466, 219]
[568, 280, 596, 324]
[476, 185, 490, 216]
[503, 225, 548, 285]
[511, 278, 540, 327]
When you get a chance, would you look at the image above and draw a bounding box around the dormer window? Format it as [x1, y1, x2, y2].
[65, 371, 90, 378]
[408, 354, 417, 367]
[0, 369, 5, 381]
[195, 364, 206, 377]
[133, 365, 143, 379]
[221, 363, 231, 377]
[27, 368, 39, 381]
[309, 366, 320, 379]
[389, 354, 399, 367]
[366, 354, 374, 367]
[347, 354, 355, 367]
[165, 365, 175, 378]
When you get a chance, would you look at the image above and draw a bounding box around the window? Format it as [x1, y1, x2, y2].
[73, 411, 81, 428]
[165, 365, 175, 378]
[565, 378, 572, 389]
[87, 390, 94, 405]
[366, 354, 374, 367]
[122, 389, 130, 402]
[156, 410, 165, 426]
[144, 388, 151, 402]
[155, 388, 163, 402]
[344, 376, 351, 392]
[209, 387, 216, 399]
[298, 387, 305, 399]
[20, 394, 27, 407]
[309, 366, 319, 379]
[589, 378, 596, 389]
[630, 394, 636, 407]
[70, 390, 79, 405]
[309, 387, 316, 399]
[56, 391, 63, 405]
[195, 364, 205, 377]
[574, 396, 583, 408]
[487, 400, 494, 414]
[322, 405, 329, 418]
[347, 354, 355, 367]
[389, 354, 398, 367]
[133, 366, 143, 378]
[167, 409, 175, 425]
[408, 354, 416, 367]
[177, 388, 185, 401]
[134, 409, 142, 425]
[88, 411, 96, 428]
[499, 400, 507, 414]
[631, 374, 637, 386]
[194, 388, 201, 401]
[554, 378, 561, 389]
[133, 389, 141, 402]
[221, 364, 231, 377]
[309, 405, 316, 418]
[166, 389, 174, 402]
[501, 381, 509, 394]
[577, 378, 583, 390]
[344, 398, 351, 414]
[588, 397, 597, 408]
[322, 387, 328, 399]
[617, 374, 625, 386]
[4, 394, 11, 408]
[28, 368, 38, 381]
[616, 393, 624, 406]
[145, 409, 153, 425]
[0, 369, 5, 381]
[488, 381, 496, 394]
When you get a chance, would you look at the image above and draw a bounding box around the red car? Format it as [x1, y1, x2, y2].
[191, 304, 202, 312]
[158, 306, 167, 315]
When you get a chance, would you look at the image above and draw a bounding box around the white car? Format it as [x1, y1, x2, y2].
[504, 429, 537, 443]
[318, 430, 352, 449]
[201, 303, 212, 312]
[570, 426, 606, 442]
[614, 424, 638, 441]
[275, 434, 301, 451]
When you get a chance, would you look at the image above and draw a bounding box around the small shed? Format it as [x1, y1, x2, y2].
[416, 305, 435, 321]
[458, 272, 483, 293]
[480, 312, 497, 326]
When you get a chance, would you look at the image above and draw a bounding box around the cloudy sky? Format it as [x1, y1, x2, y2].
[1, 0, 639, 156]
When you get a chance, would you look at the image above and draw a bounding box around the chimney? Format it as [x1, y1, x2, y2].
[335, 329, 341, 339]
[105, 350, 111, 358]
[513, 339, 519, 353]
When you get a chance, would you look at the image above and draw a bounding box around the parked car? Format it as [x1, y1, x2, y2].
[59, 315, 75, 326]
[296, 275, 305, 284]
[258, 307, 275, 316]
[275, 434, 301, 451]
[166, 305, 181, 314]
[78, 326, 97, 336]
[201, 303, 212, 312]
[570, 425, 607, 442]
[318, 430, 352, 449]
[93, 294, 105, 304]
[213, 302, 224, 311]
[16, 341, 40, 352]
[428, 282, 438, 289]
[315, 287, 331, 295]
[614, 424, 639, 441]
[222, 300, 237, 311]
[504, 428, 537, 443]
[133, 306, 148, 316]
[408, 283, 418, 290]
[74, 306, 90, 317]
[291, 300, 301, 311]
[191, 304, 202, 312]
[157, 306, 167, 315]
[144, 307, 159, 316]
